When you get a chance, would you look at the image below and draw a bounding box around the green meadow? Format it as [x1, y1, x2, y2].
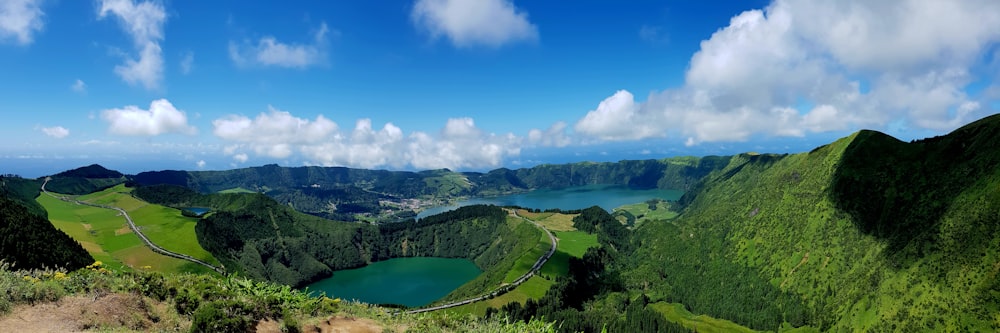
[649, 302, 765, 333]
[614, 200, 678, 226]
[449, 212, 600, 316]
[37, 185, 219, 274]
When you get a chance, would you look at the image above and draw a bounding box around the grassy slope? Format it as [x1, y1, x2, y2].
[0, 264, 558, 333]
[449, 212, 600, 316]
[38, 186, 218, 274]
[629, 115, 1000, 331]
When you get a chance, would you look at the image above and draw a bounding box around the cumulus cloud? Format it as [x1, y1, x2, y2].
[40, 126, 69, 139]
[97, 0, 166, 90]
[229, 23, 329, 69]
[0, 0, 44, 45]
[411, 0, 537, 48]
[528, 121, 572, 147]
[573, 0, 1000, 145]
[196, 160, 206, 168]
[212, 108, 520, 170]
[71, 79, 86, 94]
[101, 99, 197, 136]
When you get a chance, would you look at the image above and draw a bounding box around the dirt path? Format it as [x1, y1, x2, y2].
[0, 294, 183, 332]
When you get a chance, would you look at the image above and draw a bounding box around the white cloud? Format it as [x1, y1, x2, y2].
[101, 99, 197, 136]
[196, 160, 206, 168]
[71, 79, 86, 94]
[527, 121, 572, 147]
[180, 51, 194, 74]
[229, 23, 329, 69]
[574, 90, 664, 141]
[40, 126, 69, 139]
[212, 108, 520, 170]
[411, 0, 537, 48]
[97, 0, 166, 90]
[0, 0, 44, 45]
[573, 0, 1000, 145]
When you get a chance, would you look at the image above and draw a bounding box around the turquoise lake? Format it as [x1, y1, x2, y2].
[309, 185, 683, 307]
[417, 184, 684, 219]
[305, 257, 481, 307]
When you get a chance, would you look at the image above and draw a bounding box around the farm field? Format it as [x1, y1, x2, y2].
[37, 185, 219, 274]
[614, 200, 678, 226]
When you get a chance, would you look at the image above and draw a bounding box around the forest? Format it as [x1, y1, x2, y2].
[0, 176, 93, 271]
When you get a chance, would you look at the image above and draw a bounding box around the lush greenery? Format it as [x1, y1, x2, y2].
[0, 262, 558, 332]
[0, 179, 92, 271]
[618, 114, 1000, 331]
[44, 164, 127, 195]
[36, 185, 218, 274]
[164, 186, 543, 299]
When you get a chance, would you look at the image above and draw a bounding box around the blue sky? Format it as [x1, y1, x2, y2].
[1, 0, 998, 177]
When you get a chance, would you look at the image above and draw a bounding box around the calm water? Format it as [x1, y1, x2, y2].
[305, 257, 481, 307]
[181, 207, 211, 216]
[417, 184, 684, 219]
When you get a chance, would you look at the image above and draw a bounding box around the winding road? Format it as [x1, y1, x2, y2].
[41, 178, 225, 275]
[404, 209, 558, 314]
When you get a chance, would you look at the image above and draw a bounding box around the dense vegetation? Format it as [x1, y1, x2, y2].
[0, 262, 557, 332]
[44, 164, 128, 195]
[618, 114, 1000, 331]
[491, 207, 688, 332]
[133, 183, 542, 296]
[0, 176, 93, 271]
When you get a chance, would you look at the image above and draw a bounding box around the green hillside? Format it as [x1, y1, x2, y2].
[624, 114, 1000, 331]
[0, 176, 93, 271]
[492, 114, 1000, 332]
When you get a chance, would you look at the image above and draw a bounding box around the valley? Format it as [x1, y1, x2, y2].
[0, 114, 998, 332]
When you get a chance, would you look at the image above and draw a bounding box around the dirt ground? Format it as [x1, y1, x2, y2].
[258, 316, 387, 333]
[0, 293, 390, 333]
[0, 293, 185, 332]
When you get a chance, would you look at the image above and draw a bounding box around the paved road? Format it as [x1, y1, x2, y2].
[41, 178, 225, 275]
[404, 208, 558, 314]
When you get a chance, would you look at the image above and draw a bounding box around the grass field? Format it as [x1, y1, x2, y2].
[447, 276, 553, 316]
[517, 209, 578, 231]
[448, 212, 600, 316]
[38, 185, 219, 274]
[218, 187, 255, 194]
[614, 200, 678, 225]
[502, 231, 552, 283]
[650, 302, 764, 333]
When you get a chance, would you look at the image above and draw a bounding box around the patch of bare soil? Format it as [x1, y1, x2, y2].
[299, 316, 387, 333]
[115, 225, 133, 235]
[0, 293, 185, 333]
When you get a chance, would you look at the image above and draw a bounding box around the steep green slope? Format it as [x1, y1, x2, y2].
[0, 177, 93, 270]
[626, 114, 1000, 331]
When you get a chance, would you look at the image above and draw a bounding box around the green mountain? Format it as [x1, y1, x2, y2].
[494, 114, 1000, 332]
[44, 164, 128, 195]
[627, 115, 1000, 330]
[0, 176, 93, 271]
